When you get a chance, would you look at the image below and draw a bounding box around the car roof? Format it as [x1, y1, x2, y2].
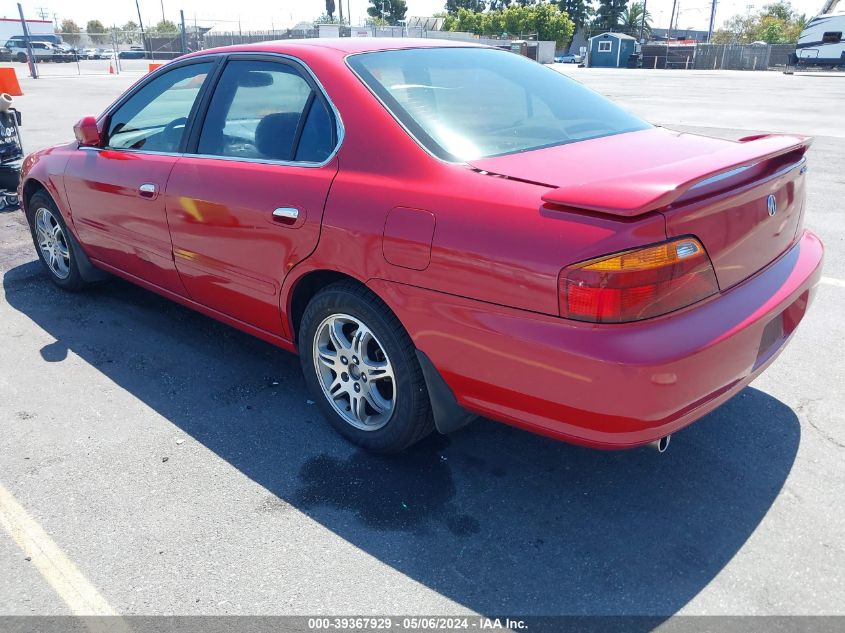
[193, 37, 485, 58]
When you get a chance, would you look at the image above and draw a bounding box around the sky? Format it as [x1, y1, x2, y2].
[1, 0, 829, 34]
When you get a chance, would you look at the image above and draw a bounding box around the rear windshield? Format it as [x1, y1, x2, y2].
[347, 47, 650, 161]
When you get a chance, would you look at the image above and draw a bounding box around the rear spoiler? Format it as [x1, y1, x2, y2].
[540, 134, 811, 217]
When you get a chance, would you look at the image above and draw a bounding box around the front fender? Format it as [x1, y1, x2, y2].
[18, 142, 76, 222]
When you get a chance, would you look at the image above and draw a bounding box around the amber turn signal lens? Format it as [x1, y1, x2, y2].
[560, 238, 719, 323]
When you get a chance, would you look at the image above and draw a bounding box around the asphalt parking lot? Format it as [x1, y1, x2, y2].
[1, 65, 844, 619]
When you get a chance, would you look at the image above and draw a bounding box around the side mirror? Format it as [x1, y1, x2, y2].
[73, 116, 101, 147]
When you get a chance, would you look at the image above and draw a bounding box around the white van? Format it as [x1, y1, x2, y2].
[794, 9, 845, 67]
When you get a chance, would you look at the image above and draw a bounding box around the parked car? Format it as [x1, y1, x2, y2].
[0, 46, 11, 62]
[555, 53, 582, 63]
[19, 40, 823, 453]
[118, 48, 146, 59]
[5, 40, 69, 63]
[80, 48, 100, 60]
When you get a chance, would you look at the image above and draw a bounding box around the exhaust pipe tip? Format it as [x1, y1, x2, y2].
[649, 435, 671, 453]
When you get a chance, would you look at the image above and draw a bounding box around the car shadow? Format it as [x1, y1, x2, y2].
[3, 261, 801, 618]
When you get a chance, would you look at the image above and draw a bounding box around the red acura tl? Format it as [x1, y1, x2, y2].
[19, 39, 823, 453]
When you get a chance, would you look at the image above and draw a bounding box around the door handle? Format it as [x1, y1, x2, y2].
[139, 183, 158, 198]
[272, 207, 300, 224]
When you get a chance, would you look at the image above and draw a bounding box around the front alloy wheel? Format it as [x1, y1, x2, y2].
[27, 191, 88, 291]
[34, 207, 71, 280]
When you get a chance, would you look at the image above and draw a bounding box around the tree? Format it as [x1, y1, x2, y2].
[150, 19, 178, 34]
[620, 1, 651, 38]
[119, 20, 140, 45]
[59, 19, 81, 45]
[326, 0, 336, 20]
[443, 4, 575, 47]
[445, 0, 485, 14]
[558, 0, 592, 29]
[86, 19, 107, 45]
[367, 0, 407, 26]
[711, 1, 805, 43]
[592, 0, 628, 32]
[315, 13, 349, 24]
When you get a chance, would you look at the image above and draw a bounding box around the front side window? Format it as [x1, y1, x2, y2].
[348, 47, 649, 162]
[598, 40, 613, 52]
[196, 59, 335, 163]
[106, 62, 213, 153]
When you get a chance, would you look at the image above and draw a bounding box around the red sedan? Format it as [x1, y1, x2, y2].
[19, 39, 823, 453]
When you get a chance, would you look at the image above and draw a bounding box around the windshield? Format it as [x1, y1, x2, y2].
[347, 47, 650, 162]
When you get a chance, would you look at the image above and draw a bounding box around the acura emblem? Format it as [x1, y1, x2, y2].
[767, 194, 777, 217]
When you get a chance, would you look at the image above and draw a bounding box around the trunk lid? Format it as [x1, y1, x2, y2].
[469, 128, 811, 290]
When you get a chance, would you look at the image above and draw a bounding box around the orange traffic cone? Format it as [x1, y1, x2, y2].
[108, 62, 115, 75]
[0, 68, 23, 96]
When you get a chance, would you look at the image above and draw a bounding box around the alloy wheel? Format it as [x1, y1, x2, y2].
[34, 207, 71, 280]
[312, 313, 396, 431]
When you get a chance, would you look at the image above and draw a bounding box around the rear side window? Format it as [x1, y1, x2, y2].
[822, 32, 842, 43]
[196, 59, 336, 163]
[348, 47, 649, 161]
[106, 62, 213, 153]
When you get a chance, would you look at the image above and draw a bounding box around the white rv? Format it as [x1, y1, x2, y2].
[795, 8, 845, 67]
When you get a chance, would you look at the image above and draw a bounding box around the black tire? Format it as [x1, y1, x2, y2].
[15, 53, 26, 63]
[26, 191, 88, 291]
[298, 281, 434, 453]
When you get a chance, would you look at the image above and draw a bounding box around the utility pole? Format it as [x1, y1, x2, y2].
[668, 0, 678, 38]
[135, 0, 148, 56]
[160, 0, 166, 23]
[339, 0, 344, 24]
[35, 6, 48, 20]
[707, 0, 718, 42]
[180, 10, 187, 53]
[17, 3, 37, 79]
[639, 0, 648, 42]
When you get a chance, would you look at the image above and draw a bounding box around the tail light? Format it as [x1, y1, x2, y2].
[560, 237, 719, 323]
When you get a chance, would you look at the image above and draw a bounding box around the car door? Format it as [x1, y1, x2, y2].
[63, 59, 217, 294]
[165, 56, 340, 336]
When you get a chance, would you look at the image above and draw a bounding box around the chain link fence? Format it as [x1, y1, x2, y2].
[692, 44, 796, 70]
[3, 21, 801, 77]
[639, 42, 794, 71]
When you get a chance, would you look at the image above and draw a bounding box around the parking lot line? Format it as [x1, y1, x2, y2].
[821, 277, 845, 288]
[0, 481, 117, 617]
[821, 276, 845, 289]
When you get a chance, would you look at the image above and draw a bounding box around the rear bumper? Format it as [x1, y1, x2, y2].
[370, 230, 824, 449]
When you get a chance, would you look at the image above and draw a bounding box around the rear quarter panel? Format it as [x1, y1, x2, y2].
[288, 47, 670, 322]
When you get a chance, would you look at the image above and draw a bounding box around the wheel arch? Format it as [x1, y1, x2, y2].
[23, 179, 108, 282]
[21, 177, 49, 216]
[286, 269, 366, 345]
[285, 268, 475, 435]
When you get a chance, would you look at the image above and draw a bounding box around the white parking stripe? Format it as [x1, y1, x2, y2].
[0, 481, 119, 618]
[821, 276, 845, 289]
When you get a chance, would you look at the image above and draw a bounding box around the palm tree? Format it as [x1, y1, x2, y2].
[622, 1, 652, 39]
